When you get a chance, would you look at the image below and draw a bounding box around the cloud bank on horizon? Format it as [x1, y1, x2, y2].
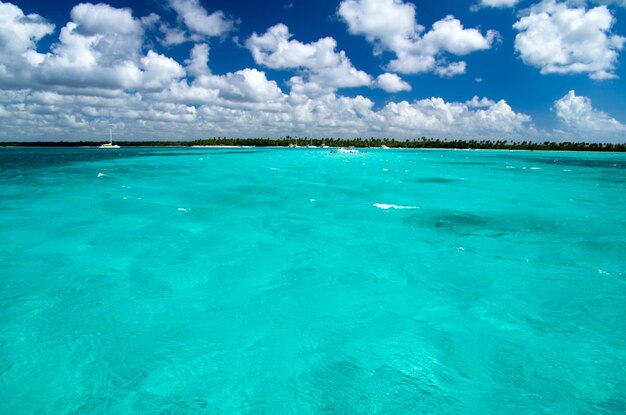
[0, 0, 624, 142]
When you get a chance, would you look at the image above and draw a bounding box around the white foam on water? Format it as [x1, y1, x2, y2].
[382, 168, 389, 171]
[309, 199, 316, 203]
[97, 172, 106, 177]
[530, 167, 541, 170]
[270, 167, 279, 171]
[456, 246, 465, 251]
[563, 169, 572, 172]
[373, 203, 419, 210]
[177, 208, 188, 212]
[506, 166, 515, 169]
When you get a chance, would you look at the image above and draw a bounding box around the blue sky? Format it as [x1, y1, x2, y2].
[1, 0, 626, 141]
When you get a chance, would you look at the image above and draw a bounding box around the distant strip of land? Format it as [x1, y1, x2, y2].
[1, 138, 625, 152]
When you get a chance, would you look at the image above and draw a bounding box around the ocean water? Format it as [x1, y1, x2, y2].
[0, 147, 625, 414]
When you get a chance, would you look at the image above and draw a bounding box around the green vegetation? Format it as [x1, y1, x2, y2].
[1, 137, 625, 151]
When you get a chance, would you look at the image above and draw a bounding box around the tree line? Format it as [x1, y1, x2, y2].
[1, 137, 625, 151]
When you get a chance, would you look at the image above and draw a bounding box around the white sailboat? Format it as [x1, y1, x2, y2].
[288, 135, 299, 148]
[100, 127, 120, 148]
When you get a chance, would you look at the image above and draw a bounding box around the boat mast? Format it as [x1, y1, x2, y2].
[109, 127, 113, 144]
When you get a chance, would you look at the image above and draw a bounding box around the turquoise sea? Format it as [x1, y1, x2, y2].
[1, 147, 625, 414]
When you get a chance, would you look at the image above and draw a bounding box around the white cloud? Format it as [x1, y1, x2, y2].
[338, 0, 417, 51]
[37, 10, 145, 90]
[247, 24, 337, 70]
[513, 0, 625, 80]
[195, 68, 285, 103]
[375, 73, 411, 92]
[159, 23, 189, 46]
[141, 12, 160, 28]
[0, 2, 187, 93]
[554, 90, 626, 137]
[479, 0, 520, 8]
[71, 2, 140, 36]
[418, 16, 497, 56]
[38, 4, 143, 88]
[246, 23, 372, 89]
[466, 96, 497, 107]
[168, 0, 233, 38]
[0, 1, 55, 53]
[141, 51, 185, 90]
[338, 0, 497, 76]
[0, 78, 535, 141]
[185, 43, 211, 77]
[434, 61, 467, 78]
[380, 97, 531, 135]
[0, 1, 55, 86]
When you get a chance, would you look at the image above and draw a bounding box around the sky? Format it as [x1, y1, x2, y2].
[1, 0, 626, 142]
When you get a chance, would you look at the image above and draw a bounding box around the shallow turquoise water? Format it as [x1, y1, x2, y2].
[1, 147, 625, 414]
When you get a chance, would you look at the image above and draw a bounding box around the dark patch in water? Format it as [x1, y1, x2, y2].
[411, 177, 462, 184]
[404, 210, 557, 237]
[597, 398, 626, 413]
[595, 175, 626, 185]
[441, 161, 489, 166]
[0, 147, 133, 171]
[310, 359, 444, 413]
[436, 212, 487, 227]
[514, 156, 625, 169]
[0, 147, 266, 173]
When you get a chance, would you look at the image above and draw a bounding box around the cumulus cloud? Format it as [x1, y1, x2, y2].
[338, 0, 498, 76]
[513, 0, 625, 80]
[195, 68, 284, 103]
[0, 1, 55, 85]
[380, 97, 531, 135]
[246, 23, 372, 89]
[0, 2, 188, 93]
[479, 0, 520, 8]
[0, 85, 535, 141]
[141, 51, 185, 90]
[466, 96, 497, 107]
[71, 2, 140, 36]
[375, 73, 411, 92]
[554, 90, 626, 137]
[168, 0, 233, 38]
[159, 23, 189, 46]
[185, 43, 211, 77]
[39, 3, 145, 87]
[434, 61, 467, 78]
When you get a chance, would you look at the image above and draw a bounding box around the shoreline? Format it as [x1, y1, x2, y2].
[1, 144, 625, 154]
